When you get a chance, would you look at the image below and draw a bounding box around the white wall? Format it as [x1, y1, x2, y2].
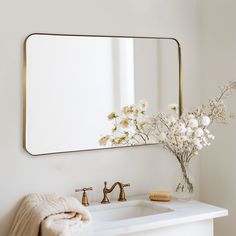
[199, 0, 236, 235]
[0, 1, 200, 235]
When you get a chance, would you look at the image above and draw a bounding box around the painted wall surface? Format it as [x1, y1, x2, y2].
[199, 0, 236, 235]
[0, 1, 200, 235]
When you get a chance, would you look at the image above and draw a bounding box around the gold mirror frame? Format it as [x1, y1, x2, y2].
[23, 33, 183, 156]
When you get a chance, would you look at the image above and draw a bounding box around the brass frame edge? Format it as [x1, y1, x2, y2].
[177, 41, 183, 117]
[23, 37, 27, 152]
[23, 33, 183, 156]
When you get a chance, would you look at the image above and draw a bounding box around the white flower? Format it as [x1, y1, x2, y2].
[123, 105, 134, 115]
[120, 119, 130, 128]
[188, 114, 195, 119]
[169, 116, 177, 124]
[196, 143, 203, 150]
[178, 123, 187, 134]
[159, 132, 167, 142]
[208, 134, 215, 140]
[99, 135, 110, 145]
[138, 100, 148, 111]
[201, 116, 211, 126]
[202, 137, 207, 144]
[181, 136, 188, 141]
[107, 112, 117, 120]
[195, 128, 204, 137]
[205, 129, 210, 134]
[193, 138, 201, 146]
[189, 118, 198, 128]
[186, 127, 193, 136]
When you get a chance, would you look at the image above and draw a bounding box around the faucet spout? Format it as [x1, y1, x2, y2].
[101, 181, 130, 204]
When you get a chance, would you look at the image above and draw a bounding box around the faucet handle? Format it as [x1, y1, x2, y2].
[75, 187, 93, 206]
[76, 187, 93, 192]
[123, 183, 130, 188]
[118, 183, 130, 202]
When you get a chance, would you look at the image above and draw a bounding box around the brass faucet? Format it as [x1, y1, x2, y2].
[75, 187, 93, 206]
[101, 181, 130, 204]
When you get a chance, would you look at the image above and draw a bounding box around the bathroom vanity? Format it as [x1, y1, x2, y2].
[78, 196, 227, 236]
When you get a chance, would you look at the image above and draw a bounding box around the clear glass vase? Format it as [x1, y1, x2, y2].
[174, 161, 194, 201]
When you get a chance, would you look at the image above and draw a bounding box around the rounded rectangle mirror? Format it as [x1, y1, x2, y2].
[24, 34, 182, 156]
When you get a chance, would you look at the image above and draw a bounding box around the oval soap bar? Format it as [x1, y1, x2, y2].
[149, 191, 172, 202]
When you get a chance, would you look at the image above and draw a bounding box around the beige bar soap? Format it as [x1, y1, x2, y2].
[149, 191, 172, 202]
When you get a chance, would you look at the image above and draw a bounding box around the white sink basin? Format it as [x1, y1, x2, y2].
[88, 200, 173, 222]
[77, 197, 228, 236]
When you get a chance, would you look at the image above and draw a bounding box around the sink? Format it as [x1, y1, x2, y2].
[88, 200, 173, 222]
[77, 198, 228, 236]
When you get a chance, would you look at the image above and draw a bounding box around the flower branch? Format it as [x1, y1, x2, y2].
[99, 81, 236, 195]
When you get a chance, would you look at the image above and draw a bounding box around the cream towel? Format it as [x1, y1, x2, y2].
[8, 193, 91, 236]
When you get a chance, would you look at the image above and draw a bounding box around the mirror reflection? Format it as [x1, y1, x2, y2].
[25, 34, 180, 155]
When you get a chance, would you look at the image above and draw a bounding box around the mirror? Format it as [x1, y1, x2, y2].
[24, 34, 182, 155]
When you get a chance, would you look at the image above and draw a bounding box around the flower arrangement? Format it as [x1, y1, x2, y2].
[99, 81, 236, 198]
[99, 100, 155, 147]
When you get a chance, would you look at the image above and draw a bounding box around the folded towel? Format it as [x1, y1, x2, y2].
[8, 193, 91, 236]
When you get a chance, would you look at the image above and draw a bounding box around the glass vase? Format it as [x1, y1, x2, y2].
[174, 161, 194, 201]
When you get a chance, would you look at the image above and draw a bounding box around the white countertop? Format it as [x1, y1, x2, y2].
[77, 195, 228, 236]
